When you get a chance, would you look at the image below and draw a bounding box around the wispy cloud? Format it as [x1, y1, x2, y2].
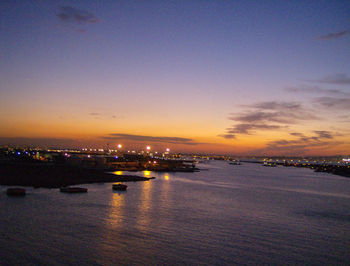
[89, 112, 119, 119]
[220, 101, 318, 139]
[103, 133, 203, 145]
[314, 97, 350, 110]
[218, 133, 236, 139]
[251, 130, 342, 155]
[337, 115, 350, 123]
[248, 101, 302, 111]
[317, 30, 350, 40]
[285, 85, 347, 95]
[225, 124, 283, 135]
[314, 130, 334, 139]
[289, 132, 304, 137]
[56, 6, 99, 24]
[311, 73, 350, 85]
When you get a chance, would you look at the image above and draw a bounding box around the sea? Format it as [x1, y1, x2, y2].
[1, 161, 349, 265]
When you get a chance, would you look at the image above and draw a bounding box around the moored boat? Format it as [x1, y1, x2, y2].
[6, 188, 26, 196]
[59, 187, 88, 193]
[112, 184, 127, 191]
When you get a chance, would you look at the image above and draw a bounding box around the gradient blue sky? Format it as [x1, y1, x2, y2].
[1, 0, 349, 155]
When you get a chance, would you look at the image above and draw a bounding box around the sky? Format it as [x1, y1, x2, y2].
[1, 0, 350, 155]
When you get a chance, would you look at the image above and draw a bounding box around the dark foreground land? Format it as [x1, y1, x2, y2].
[0, 162, 154, 188]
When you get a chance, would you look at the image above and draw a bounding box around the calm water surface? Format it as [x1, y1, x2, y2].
[1, 161, 349, 265]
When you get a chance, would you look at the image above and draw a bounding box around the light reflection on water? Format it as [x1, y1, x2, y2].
[0, 161, 350, 265]
[143, 170, 151, 177]
[135, 180, 152, 230]
[106, 190, 125, 229]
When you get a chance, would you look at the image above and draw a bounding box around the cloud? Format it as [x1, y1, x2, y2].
[337, 115, 350, 123]
[89, 112, 119, 119]
[289, 132, 304, 137]
[252, 130, 340, 155]
[285, 85, 347, 95]
[226, 124, 283, 135]
[268, 131, 335, 146]
[317, 30, 349, 40]
[218, 134, 236, 139]
[220, 101, 318, 138]
[231, 111, 290, 124]
[57, 6, 99, 24]
[314, 97, 350, 110]
[103, 133, 202, 145]
[311, 73, 350, 85]
[244, 102, 318, 121]
[248, 101, 301, 111]
[314, 130, 333, 139]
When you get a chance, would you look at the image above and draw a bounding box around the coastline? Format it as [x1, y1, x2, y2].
[0, 162, 154, 188]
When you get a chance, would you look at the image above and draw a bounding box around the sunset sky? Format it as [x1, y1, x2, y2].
[1, 0, 349, 155]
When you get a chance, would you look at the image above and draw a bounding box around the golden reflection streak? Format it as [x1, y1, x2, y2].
[96, 186, 126, 262]
[135, 174, 152, 230]
[160, 173, 170, 202]
[143, 170, 151, 177]
[105, 188, 125, 230]
[154, 173, 171, 230]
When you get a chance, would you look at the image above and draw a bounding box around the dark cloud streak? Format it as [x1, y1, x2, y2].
[285, 85, 347, 95]
[226, 124, 283, 135]
[103, 133, 203, 145]
[311, 73, 350, 85]
[56, 6, 99, 25]
[220, 101, 318, 138]
[314, 97, 350, 110]
[252, 130, 340, 155]
[317, 30, 349, 40]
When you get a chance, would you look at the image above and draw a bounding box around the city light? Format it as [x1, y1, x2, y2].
[146, 146, 151, 150]
[117, 144, 122, 149]
[166, 148, 170, 152]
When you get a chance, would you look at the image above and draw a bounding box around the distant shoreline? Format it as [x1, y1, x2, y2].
[245, 161, 350, 178]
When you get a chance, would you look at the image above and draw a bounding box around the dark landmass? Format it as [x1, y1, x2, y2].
[282, 162, 350, 178]
[310, 165, 350, 178]
[0, 162, 155, 188]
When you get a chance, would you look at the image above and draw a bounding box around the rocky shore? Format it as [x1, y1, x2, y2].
[0, 162, 154, 188]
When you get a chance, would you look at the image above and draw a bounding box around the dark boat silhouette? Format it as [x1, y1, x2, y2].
[112, 184, 127, 191]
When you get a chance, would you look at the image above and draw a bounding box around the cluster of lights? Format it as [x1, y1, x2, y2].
[81, 145, 170, 154]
